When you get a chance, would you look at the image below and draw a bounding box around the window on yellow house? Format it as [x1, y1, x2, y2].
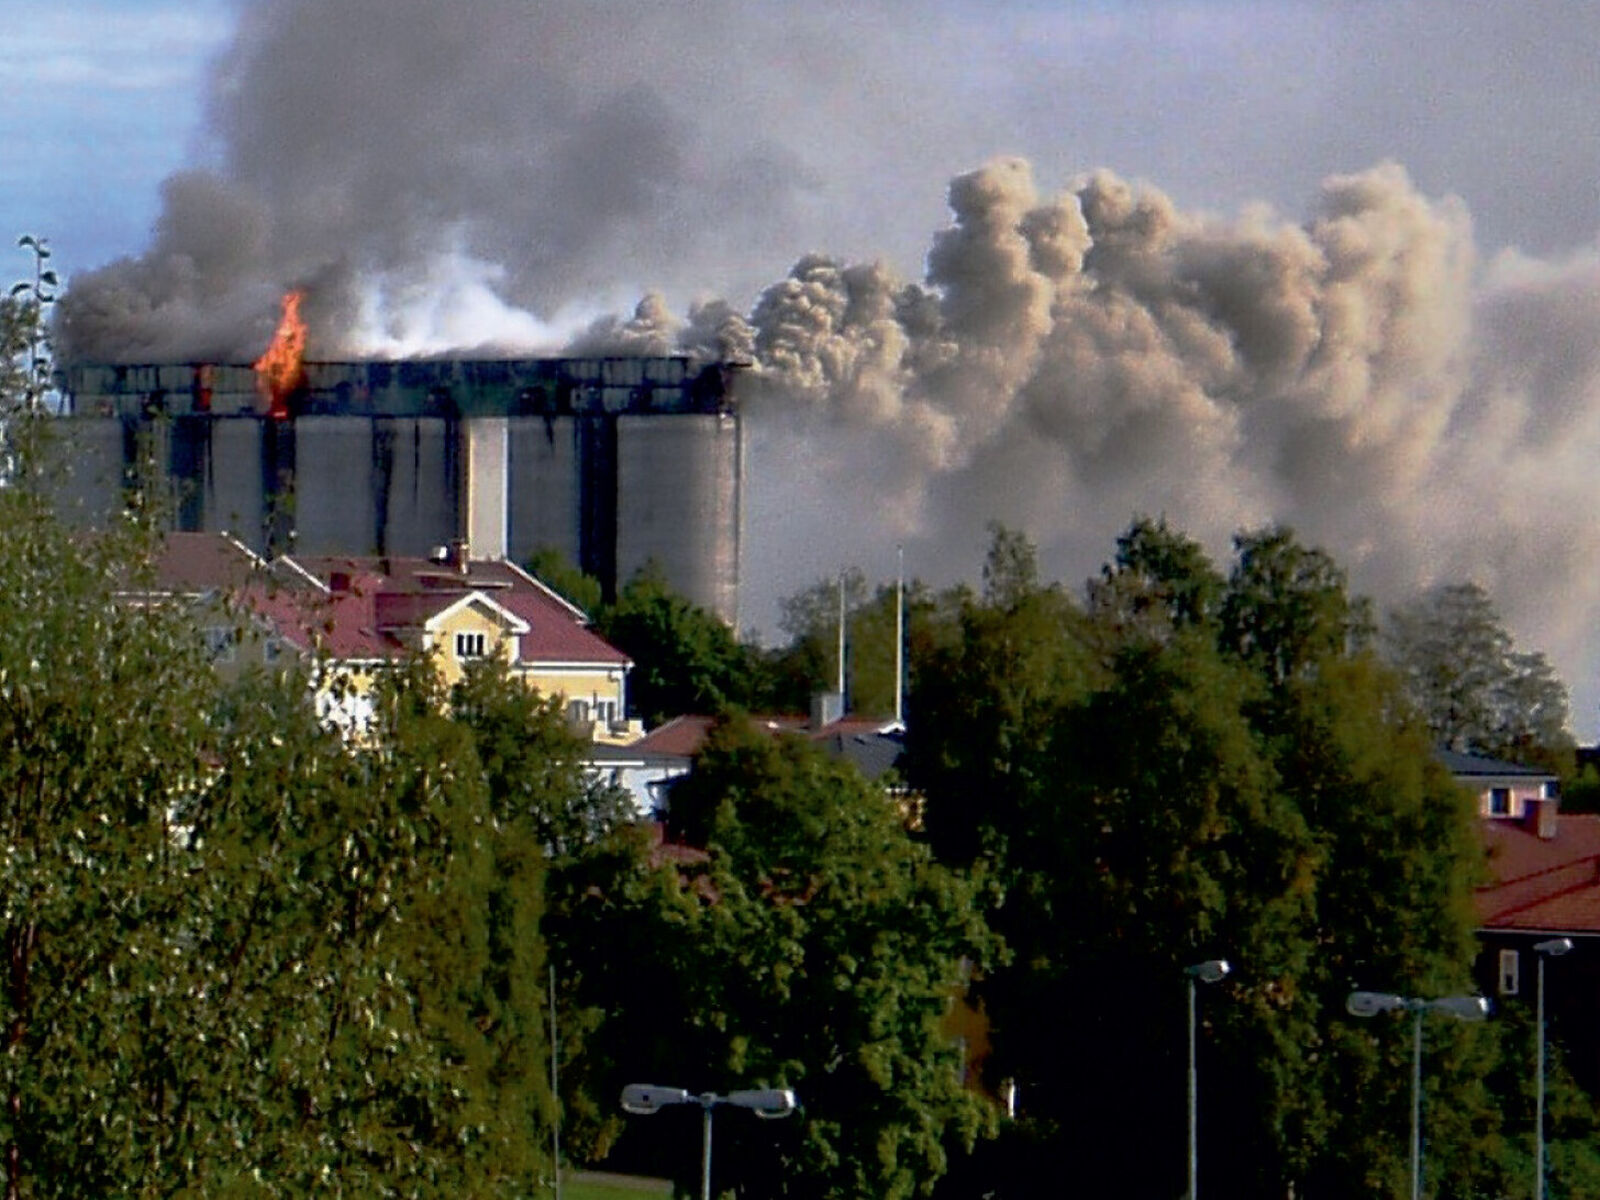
[455, 631, 487, 659]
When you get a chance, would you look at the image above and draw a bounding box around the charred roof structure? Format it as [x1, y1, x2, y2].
[53, 356, 743, 624]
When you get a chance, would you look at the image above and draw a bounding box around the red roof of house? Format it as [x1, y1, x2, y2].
[285, 554, 628, 669]
[1477, 814, 1600, 934]
[627, 713, 903, 762]
[148, 531, 266, 593]
[147, 538, 628, 670]
[238, 583, 393, 660]
[631, 715, 718, 758]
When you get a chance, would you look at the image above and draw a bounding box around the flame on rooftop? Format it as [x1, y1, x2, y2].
[253, 290, 307, 418]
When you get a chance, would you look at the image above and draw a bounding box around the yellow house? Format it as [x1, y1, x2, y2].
[152, 535, 641, 744]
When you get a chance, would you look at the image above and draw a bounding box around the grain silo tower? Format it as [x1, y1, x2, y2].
[51, 355, 744, 624]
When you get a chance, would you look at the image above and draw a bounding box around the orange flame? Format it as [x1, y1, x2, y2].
[254, 290, 308, 418]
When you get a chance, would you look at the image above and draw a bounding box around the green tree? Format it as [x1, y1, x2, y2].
[597, 562, 763, 726]
[908, 526, 1098, 868]
[911, 522, 1508, 1199]
[1086, 514, 1226, 643]
[451, 658, 634, 854]
[0, 465, 563, 1193]
[0, 486, 232, 1197]
[770, 568, 935, 720]
[1220, 524, 1372, 689]
[1385, 582, 1574, 770]
[7, 236, 55, 414]
[768, 567, 867, 715]
[0, 296, 34, 413]
[549, 716, 997, 1199]
[524, 545, 604, 616]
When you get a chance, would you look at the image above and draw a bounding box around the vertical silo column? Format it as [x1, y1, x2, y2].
[615, 408, 742, 625]
[465, 416, 510, 560]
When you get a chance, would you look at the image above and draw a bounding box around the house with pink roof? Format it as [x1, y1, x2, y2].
[147, 533, 641, 745]
[1452, 750, 1600, 1092]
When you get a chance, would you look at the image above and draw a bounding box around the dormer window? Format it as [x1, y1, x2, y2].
[455, 631, 487, 659]
[1488, 787, 1512, 816]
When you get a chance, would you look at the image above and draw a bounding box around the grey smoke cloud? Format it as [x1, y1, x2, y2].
[49, 0, 1600, 732]
[734, 159, 1600, 740]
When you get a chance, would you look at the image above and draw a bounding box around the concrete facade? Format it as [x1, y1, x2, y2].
[54, 357, 743, 624]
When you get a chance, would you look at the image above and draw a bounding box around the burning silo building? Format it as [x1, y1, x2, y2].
[52, 354, 744, 624]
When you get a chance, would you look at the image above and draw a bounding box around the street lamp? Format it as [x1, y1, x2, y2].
[1184, 958, 1230, 1200]
[1533, 937, 1573, 1200]
[620, 1083, 797, 1200]
[1346, 990, 1490, 1200]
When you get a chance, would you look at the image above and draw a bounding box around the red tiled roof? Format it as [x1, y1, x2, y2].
[149, 531, 266, 593]
[629, 713, 902, 761]
[238, 583, 395, 660]
[631, 715, 718, 758]
[1477, 814, 1600, 934]
[285, 554, 626, 668]
[496, 588, 627, 666]
[812, 716, 902, 739]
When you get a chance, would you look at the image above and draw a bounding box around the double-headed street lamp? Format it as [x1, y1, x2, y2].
[1533, 937, 1573, 1200]
[620, 1083, 797, 1200]
[1346, 990, 1490, 1200]
[1184, 958, 1230, 1200]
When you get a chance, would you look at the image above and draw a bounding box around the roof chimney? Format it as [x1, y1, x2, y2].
[811, 690, 844, 731]
[450, 538, 470, 575]
[1524, 796, 1560, 840]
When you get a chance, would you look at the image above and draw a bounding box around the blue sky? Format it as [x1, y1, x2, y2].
[1, 1, 236, 282]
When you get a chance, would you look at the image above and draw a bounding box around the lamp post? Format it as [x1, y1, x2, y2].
[620, 1084, 796, 1200]
[1184, 959, 1230, 1200]
[1534, 937, 1573, 1200]
[1346, 990, 1490, 1200]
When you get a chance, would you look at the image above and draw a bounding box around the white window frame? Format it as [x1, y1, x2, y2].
[1498, 948, 1520, 996]
[1488, 787, 1512, 817]
[455, 630, 487, 659]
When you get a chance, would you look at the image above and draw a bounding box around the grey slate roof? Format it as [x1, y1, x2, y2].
[1436, 749, 1555, 780]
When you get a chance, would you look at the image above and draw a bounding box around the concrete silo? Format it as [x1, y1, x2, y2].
[53, 356, 743, 624]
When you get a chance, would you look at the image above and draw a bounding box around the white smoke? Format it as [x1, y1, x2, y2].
[50, 0, 1600, 734]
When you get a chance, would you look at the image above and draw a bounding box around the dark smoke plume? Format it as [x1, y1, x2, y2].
[53, 0, 1600, 730]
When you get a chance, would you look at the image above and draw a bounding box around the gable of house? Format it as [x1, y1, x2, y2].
[1439, 748, 1559, 820]
[147, 535, 641, 744]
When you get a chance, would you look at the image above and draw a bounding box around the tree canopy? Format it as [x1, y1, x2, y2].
[910, 522, 1523, 1199]
[0, 472, 567, 1195]
[1385, 581, 1574, 770]
[548, 716, 997, 1199]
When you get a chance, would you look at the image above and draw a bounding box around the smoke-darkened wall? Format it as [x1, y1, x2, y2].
[53, 357, 743, 623]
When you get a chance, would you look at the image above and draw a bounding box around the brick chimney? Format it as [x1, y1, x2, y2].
[1523, 796, 1560, 840]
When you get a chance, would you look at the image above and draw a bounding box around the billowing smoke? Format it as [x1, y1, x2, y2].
[52, 0, 1600, 731]
[733, 158, 1600, 730]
